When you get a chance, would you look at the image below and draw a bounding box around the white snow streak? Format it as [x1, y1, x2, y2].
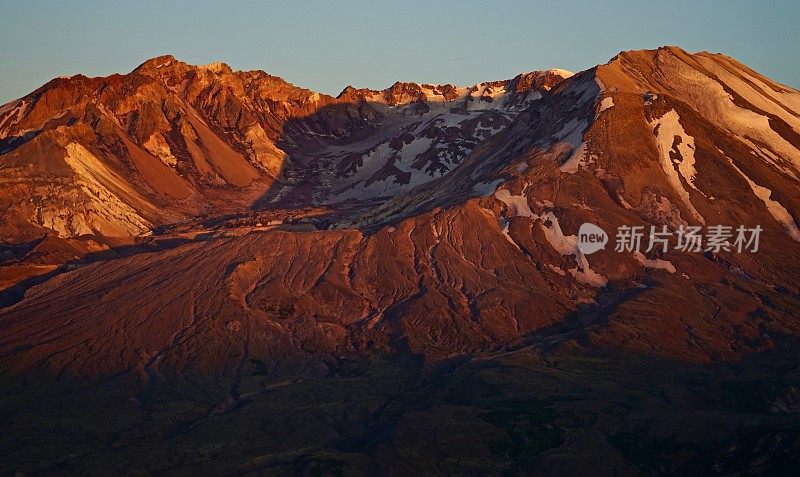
[725, 156, 800, 241]
[493, 189, 607, 287]
[650, 109, 705, 223]
[633, 252, 676, 274]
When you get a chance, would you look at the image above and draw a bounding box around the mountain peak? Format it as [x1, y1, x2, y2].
[336, 69, 574, 106]
[199, 61, 233, 75]
[133, 55, 236, 81]
[134, 54, 180, 71]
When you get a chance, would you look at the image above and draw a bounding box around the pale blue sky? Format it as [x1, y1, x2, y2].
[2, 0, 798, 102]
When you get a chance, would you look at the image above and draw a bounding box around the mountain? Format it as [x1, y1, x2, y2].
[0, 55, 568, 241]
[1, 47, 800, 474]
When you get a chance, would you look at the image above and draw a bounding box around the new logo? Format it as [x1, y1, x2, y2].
[578, 223, 608, 255]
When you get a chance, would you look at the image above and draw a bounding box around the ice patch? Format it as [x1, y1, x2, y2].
[650, 109, 705, 223]
[331, 136, 441, 201]
[552, 115, 595, 174]
[570, 250, 609, 287]
[0, 99, 28, 136]
[494, 190, 607, 287]
[494, 189, 534, 218]
[598, 96, 614, 113]
[499, 217, 520, 250]
[725, 155, 800, 241]
[553, 117, 587, 146]
[633, 251, 676, 273]
[539, 212, 607, 286]
[547, 68, 575, 79]
[523, 90, 543, 107]
[560, 142, 590, 173]
[656, 58, 800, 175]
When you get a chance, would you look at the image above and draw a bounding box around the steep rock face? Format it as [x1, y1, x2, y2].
[0, 57, 569, 241]
[0, 56, 379, 240]
[1, 47, 800, 377]
[260, 68, 574, 207]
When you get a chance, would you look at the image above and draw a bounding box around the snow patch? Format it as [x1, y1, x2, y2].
[725, 155, 800, 241]
[523, 90, 543, 107]
[499, 217, 520, 250]
[570, 250, 609, 287]
[649, 109, 705, 223]
[494, 189, 534, 218]
[492, 188, 607, 287]
[598, 96, 614, 113]
[633, 252, 676, 273]
[657, 58, 800, 175]
[547, 68, 575, 79]
[560, 142, 591, 173]
[0, 100, 28, 136]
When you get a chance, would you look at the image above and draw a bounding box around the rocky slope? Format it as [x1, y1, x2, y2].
[0, 56, 568, 241]
[2, 46, 799, 373]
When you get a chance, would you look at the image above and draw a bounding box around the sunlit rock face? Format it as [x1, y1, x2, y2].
[1, 46, 799, 375]
[2, 45, 800, 476]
